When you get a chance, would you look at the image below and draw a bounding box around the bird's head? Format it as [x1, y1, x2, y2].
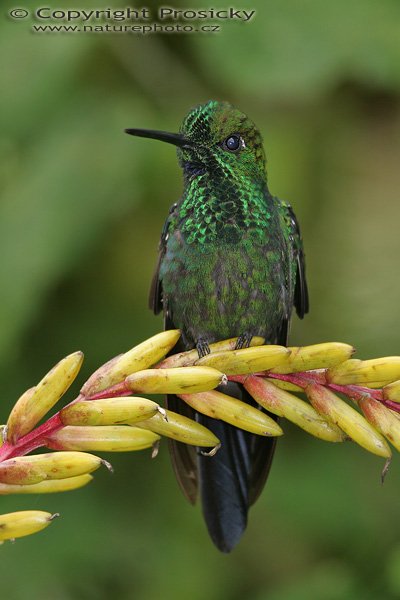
[125, 100, 266, 182]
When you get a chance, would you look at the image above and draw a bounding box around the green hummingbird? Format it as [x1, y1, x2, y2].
[125, 100, 308, 552]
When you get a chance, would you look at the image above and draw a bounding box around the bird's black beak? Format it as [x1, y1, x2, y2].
[124, 128, 193, 149]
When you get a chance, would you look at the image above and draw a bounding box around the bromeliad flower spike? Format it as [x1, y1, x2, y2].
[125, 100, 309, 552]
[3, 334, 400, 546]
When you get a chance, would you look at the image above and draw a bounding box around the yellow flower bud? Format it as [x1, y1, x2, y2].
[270, 342, 354, 374]
[179, 390, 283, 436]
[359, 397, 400, 452]
[195, 345, 289, 375]
[0, 474, 93, 495]
[0, 451, 102, 485]
[306, 384, 391, 458]
[7, 352, 83, 444]
[0, 510, 58, 541]
[327, 357, 400, 386]
[81, 330, 181, 396]
[47, 425, 160, 452]
[158, 336, 265, 368]
[244, 377, 345, 442]
[134, 409, 220, 447]
[61, 397, 159, 426]
[126, 366, 225, 394]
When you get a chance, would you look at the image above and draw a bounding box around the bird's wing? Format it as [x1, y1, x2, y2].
[165, 393, 199, 505]
[148, 202, 177, 315]
[247, 331, 282, 507]
[285, 202, 309, 319]
[164, 314, 199, 505]
[248, 201, 308, 506]
[148, 204, 199, 503]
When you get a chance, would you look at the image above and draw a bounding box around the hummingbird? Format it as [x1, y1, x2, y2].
[125, 100, 308, 552]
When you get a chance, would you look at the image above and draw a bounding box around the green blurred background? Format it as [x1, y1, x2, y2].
[1, 0, 400, 598]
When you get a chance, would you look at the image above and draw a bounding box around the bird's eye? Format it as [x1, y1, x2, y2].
[224, 135, 241, 152]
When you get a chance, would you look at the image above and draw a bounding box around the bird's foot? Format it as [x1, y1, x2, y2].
[196, 339, 210, 358]
[235, 332, 253, 350]
[199, 444, 221, 457]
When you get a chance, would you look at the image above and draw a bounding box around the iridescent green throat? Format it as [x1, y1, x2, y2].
[175, 172, 272, 246]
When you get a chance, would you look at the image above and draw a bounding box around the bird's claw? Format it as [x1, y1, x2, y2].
[235, 333, 253, 350]
[196, 339, 210, 358]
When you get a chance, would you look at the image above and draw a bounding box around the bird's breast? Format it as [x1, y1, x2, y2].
[160, 228, 290, 347]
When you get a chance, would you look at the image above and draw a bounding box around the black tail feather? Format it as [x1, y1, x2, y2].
[198, 417, 251, 552]
[197, 382, 277, 552]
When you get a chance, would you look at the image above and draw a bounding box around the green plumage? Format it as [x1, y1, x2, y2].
[126, 100, 308, 552]
[156, 100, 305, 347]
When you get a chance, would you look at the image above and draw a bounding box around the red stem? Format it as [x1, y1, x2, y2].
[0, 413, 64, 461]
[232, 370, 400, 415]
[0, 381, 132, 462]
